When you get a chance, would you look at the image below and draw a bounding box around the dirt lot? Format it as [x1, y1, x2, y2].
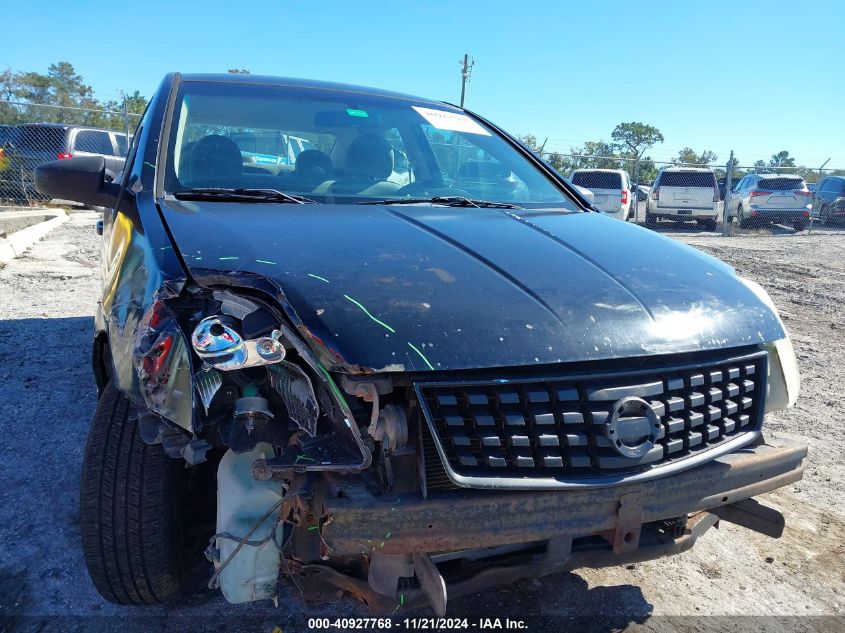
[0, 212, 843, 632]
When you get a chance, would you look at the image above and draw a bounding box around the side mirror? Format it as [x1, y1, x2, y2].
[35, 155, 120, 208]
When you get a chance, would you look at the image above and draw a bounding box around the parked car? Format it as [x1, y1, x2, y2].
[570, 168, 634, 220]
[0, 123, 129, 202]
[646, 167, 720, 229]
[812, 175, 845, 226]
[35, 73, 804, 615]
[728, 174, 813, 231]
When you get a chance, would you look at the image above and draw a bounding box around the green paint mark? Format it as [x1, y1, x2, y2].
[194, 257, 203, 261]
[344, 295, 396, 333]
[256, 259, 277, 265]
[318, 365, 345, 404]
[294, 454, 315, 464]
[307, 273, 330, 283]
[407, 342, 434, 370]
[346, 108, 369, 118]
[380, 542, 385, 548]
[307, 525, 319, 531]
[385, 532, 392, 539]
[218, 256, 239, 261]
[143, 161, 156, 169]
[401, 594, 405, 606]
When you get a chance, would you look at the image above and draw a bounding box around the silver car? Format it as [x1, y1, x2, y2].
[728, 174, 812, 231]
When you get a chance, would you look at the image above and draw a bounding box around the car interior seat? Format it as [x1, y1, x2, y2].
[183, 135, 243, 188]
[312, 134, 400, 196]
[293, 149, 334, 189]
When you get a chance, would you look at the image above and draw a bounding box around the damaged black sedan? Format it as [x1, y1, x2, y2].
[36, 73, 806, 614]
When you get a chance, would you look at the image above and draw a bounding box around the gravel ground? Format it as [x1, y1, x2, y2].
[0, 212, 843, 632]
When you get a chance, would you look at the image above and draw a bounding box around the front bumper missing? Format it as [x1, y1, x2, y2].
[322, 437, 805, 556]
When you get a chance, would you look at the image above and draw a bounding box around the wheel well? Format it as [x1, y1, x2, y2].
[92, 332, 112, 396]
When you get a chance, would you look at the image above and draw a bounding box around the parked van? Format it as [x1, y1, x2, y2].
[646, 167, 720, 230]
[570, 169, 633, 220]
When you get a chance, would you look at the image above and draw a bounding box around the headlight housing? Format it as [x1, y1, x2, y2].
[739, 276, 801, 412]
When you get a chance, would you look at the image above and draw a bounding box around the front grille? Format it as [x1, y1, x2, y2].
[417, 349, 766, 488]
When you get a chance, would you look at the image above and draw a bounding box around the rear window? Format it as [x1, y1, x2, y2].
[658, 171, 717, 188]
[757, 177, 805, 191]
[571, 171, 622, 189]
[12, 125, 68, 153]
[73, 130, 115, 155]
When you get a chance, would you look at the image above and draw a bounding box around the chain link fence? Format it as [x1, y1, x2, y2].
[0, 101, 140, 205]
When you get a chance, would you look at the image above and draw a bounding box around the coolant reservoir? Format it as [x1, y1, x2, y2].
[216, 443, 285, 603]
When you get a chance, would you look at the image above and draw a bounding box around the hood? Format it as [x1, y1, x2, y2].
[159, 199, 785, 373]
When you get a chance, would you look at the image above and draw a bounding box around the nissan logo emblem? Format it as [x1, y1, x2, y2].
[605, 396, 662, 459]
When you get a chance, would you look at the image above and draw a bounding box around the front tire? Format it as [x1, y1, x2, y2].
[820, 204, 830, 226]
[80, 382, 217, 605]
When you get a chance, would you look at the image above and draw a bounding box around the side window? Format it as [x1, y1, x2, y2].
[74, 130, 115, 155]
[113, 134, 129, 157]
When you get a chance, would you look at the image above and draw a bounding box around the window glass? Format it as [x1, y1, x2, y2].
[658, 171, 717, 188]
[165, 81, 575, 208]
[12, 125, 67, 153]
[756, 177, 805, 191]
[74, 130, 114, 155]
[114, 134, 129, 157]
[571, 171, 622, 190]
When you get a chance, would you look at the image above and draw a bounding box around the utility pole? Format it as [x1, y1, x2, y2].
[809, 157, 831, 235]
[120, 91, 130, 140]
[722, 150, 735, 236]
[459, 54, 474, 108]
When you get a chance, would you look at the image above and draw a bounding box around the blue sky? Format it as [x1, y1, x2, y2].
[7, 0, 844, 167]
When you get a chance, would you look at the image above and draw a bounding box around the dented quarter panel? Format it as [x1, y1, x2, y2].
[95, 74, 196, 431]
[156, 198, 786, 373]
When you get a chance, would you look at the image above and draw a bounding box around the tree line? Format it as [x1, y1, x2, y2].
[519, 126, 841, 184]
[0, 62, 147, 132]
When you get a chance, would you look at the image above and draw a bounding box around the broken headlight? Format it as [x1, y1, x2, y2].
[188, 289, 370, 471]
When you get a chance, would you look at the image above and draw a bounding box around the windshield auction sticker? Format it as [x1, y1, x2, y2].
[412, 106, 491, 136]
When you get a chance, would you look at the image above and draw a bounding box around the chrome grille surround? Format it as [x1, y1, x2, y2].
[416, 348, 768, 490]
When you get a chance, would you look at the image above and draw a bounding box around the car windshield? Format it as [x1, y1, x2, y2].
[164, 81, 577, 209]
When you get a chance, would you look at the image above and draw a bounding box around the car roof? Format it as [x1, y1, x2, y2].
[660, 166, 714, 172]
[571, 168, 626, 174]
[178, 73, 449, 107]
[15, 122, 121, 134]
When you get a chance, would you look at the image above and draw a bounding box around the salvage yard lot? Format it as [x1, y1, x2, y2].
[0, 211, 843, 632]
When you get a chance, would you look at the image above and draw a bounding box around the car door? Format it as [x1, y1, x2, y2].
[729, 177, 744, 216]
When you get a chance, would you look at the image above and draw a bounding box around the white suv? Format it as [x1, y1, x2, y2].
[570, 169, 633, 221]
[646, 167, 720, 230]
